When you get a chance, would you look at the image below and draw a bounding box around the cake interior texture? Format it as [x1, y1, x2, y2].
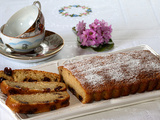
[0, 69, 60, 83]
[13, 70, 60, 82]
[59, 50, 160, 103]
[10, 92, 68, 103]
[6, 91, 70, 113]
[4, 80, 65, 90]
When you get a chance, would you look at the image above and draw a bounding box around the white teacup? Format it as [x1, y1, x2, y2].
[0, 25, 45, 53]
[3, 1, 44, 38]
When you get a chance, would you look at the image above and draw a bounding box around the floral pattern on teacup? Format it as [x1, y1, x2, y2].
[19, 11, 44, 38]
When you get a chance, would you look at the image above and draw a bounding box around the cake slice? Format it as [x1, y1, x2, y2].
[58, 50, 160, 103]
[6, 91, 70, 114]
[0, 68, 61, 84]
[1, 80, 66, 95]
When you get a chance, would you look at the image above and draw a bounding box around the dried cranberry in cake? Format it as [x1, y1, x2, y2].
[43, 88, 51, 92]
[58, 96, 63, 98]
[78, 95, 83, 102]
[15, 85, 21, 88]
[26, 108, 38, 114]
[8, 89, 18, 94]
[50, 105, 56, 110]
[61, 99, 69, 106]
[43, 77, 51, 82]
[23, 78, 27, 82]
[0, 77, 6, 83]
[4, 67, 12, 76]
[55, 86, 62, 91]
[54, 99, 59, 103]
[28, 79, 37, 82]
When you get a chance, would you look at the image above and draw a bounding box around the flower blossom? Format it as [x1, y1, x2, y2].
[80, 29, 96, 46]
[76, 20, 86, 36]
[76, 19, 112, 47]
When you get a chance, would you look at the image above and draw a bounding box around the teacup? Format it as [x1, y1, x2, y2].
[3, 1, 44, 38]
[19, 12, 45, 38]
[0, 25, 45, 53]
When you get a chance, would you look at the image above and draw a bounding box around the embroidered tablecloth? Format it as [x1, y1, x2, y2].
[1, 0, 160, 120]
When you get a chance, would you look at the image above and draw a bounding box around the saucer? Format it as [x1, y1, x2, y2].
[0, 30, 64, 63]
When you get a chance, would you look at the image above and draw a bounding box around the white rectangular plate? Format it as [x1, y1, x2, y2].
[1, 45, 160, 120]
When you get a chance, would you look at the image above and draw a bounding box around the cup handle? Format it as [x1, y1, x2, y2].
[33, 1, 41, 10]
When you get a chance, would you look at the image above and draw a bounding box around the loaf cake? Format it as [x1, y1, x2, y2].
[6, 91, 70, 114]
[1, 80, 66, 95]
[58, 50, 160, 103]
[0, 68, 61, 84]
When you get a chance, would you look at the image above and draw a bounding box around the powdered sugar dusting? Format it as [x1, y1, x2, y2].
[85, 74, 103, 86]
[63, 50, 160, 89]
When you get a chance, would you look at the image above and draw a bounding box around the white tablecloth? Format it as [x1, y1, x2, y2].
[1, 0, 160, 120]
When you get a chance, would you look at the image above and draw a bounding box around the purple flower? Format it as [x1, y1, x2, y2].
[96, 21, 112, 43]
[76, 19, 112, 47]
[76, 20, 86, 36]
[80, 29, 96, 46]
[89, 23, 97, 31]
[95, 35, 104, 46]
[94, 19, 100, 25]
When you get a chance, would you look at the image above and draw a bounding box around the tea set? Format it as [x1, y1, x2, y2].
[0, 1, 64, 62]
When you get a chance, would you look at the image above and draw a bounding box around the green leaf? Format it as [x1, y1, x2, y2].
[80, 45, 88, 49]
[77, 36, 81, 43]
[72, 27, 77, 35]
[76, 37, 88, 49]
[92, 39, 114, 52]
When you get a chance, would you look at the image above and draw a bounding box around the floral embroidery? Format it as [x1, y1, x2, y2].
[59, 5, 92, 17]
